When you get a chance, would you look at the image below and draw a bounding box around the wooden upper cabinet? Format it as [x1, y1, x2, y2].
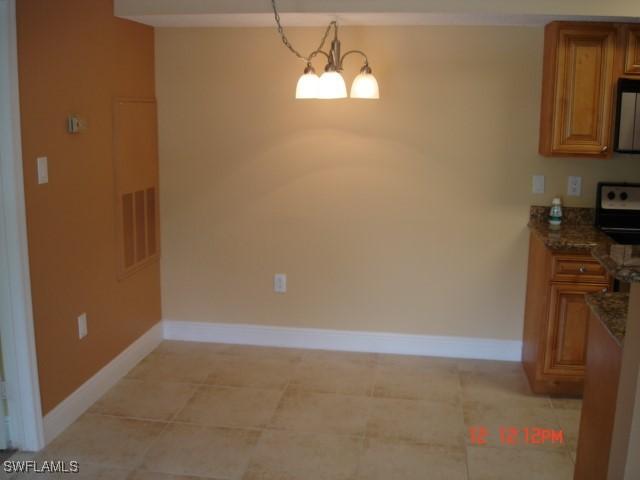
[539, 22, 619, 158]
[624, 26, 640, 74]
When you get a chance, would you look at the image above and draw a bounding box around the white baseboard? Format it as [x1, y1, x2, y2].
[163, 320, 522, 362]
[42, 322, 163, 445]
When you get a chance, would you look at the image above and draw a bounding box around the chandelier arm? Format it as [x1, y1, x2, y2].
[271, 0, 337, 64]
[309, 49, 330, 62]
[339, 50, 369, 69]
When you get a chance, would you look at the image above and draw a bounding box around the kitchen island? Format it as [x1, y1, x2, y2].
[576, 244, 640, 480]
[574, 292, 627, 480]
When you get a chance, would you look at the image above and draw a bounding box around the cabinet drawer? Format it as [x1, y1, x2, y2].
[551, 256, 608, 284]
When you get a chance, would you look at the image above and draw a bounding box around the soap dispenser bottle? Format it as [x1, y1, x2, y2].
[549, 197, 563, 226]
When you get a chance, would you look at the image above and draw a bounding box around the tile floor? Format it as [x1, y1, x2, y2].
[8, 342, 581, 479]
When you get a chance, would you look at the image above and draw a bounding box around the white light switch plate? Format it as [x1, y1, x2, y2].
[37, 156, 48, 184]
[78, 313, 88, 339]
[568, 176, 582, 197]
[274, 273, 287, 294]
[532, 175, 545, 194]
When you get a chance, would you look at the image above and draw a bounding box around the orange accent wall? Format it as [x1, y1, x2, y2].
[16, 0, 160, 414]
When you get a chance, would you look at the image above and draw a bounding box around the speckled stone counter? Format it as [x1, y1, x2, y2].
[529, 206, 595, 225]
[585, 292, 629, 345]
[528, 206, 612, 253]
[592, 244, 640, 283]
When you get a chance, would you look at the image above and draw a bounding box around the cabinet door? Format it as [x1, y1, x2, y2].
[543, 283, 607, 377]
[540, 24, 617, 157]
[625, 26, 640, 75]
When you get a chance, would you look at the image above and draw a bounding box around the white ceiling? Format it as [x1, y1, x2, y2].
[115, 0, 640, 27]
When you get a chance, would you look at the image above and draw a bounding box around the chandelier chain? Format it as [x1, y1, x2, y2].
[270, 0, 335, 64]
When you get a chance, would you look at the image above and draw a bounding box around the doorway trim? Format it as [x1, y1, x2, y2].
[0, 0, 45, 451]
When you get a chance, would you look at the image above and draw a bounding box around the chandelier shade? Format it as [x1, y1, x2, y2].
[318, 71, 348, 99]
[350, 68, 380, 99]
[295, 68, 320, 99]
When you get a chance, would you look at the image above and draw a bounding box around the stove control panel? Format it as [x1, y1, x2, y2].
[600, 185, 640, 210]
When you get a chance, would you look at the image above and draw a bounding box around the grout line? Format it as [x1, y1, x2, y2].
[131, 380, 204, 473]
[548, 397, 582, 463]
[236, 351, 303, 479]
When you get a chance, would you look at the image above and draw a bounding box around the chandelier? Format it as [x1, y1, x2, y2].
[270, 0, 380, 100]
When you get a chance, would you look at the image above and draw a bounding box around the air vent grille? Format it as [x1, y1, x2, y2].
[114, 99, 160, 279]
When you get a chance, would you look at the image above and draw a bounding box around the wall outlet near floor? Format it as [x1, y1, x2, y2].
[532, 174, 545, 194]
[77, 313, 88, 339]
[567, 176, 582, 196]
[274, 273, 287, 294]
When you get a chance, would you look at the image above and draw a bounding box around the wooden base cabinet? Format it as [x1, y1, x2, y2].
[522, 233, 610, 395]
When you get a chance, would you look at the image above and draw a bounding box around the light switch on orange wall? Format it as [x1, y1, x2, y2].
[36, 156, 48, 184]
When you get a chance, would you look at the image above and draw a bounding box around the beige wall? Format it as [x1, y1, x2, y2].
[17, 0, 161, 414]
[156, 26, 640, 341]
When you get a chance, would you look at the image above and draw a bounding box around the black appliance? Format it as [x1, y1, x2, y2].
[595, 182, 640, 244]
[595, 182, 640, 293]
[614, 78, 640, 153]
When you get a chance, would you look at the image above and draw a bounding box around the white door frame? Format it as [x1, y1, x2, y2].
[0, 0, 45, 452]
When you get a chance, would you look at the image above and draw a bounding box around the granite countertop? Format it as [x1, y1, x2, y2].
[528, 206, 613, 253]
[585, 292, 629, 345]
[591, 244, 640, 283]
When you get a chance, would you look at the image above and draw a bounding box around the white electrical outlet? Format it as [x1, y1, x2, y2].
[274, 273, 287, 294]
[78, 313, 88, 339]
[532, 175, 545, 194]
[37, 156, 48, 184]
[567, 176, 582, 197]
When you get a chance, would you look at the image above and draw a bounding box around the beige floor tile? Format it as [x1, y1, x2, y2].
[355, 438, 468, 480]
[130, 470, 220, 480]
[463, 401, 564, 450]
[126, 352, 213, 384]
[243, 430, 363, 480]
[204, 354, 296, 389]
[290, 350, 376, 395]
[141, 424, 259, 479]
[88, 379, 197, 421]
[554, 407, 581, 452]
[5, 452, 36, 480]
[466, 446, 574, 480]
[460, 372, 550, 407]
[550, 397, 582, 411]
[221, 345, 304, 361]
[175, 385, 282, 428]
[11, 463, 131, 479]
[376, 354, 458, 373]
[40, 415, 165, 469]
[367, 397, 465, 448]
[373, 365, 461, 403]
[154, 340, 230, 357]
[302, 349, 376, 364]
[457, 359, 524, 376]
[269, 389, 370, 436]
